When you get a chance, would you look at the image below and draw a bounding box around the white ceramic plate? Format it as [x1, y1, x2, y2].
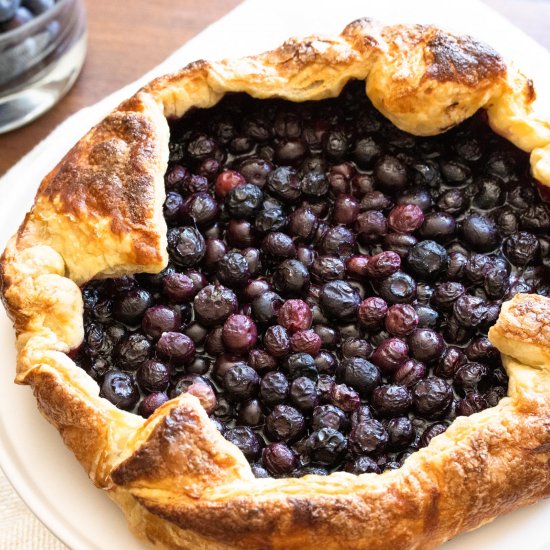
[1, 1, 550, 547]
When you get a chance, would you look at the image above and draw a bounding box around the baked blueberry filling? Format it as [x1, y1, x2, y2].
[73, 80, 550, 478]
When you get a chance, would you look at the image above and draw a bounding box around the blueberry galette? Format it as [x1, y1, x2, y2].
[2, 19, 550, 550]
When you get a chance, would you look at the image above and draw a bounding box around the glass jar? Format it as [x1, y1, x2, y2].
[0, 0, 87, 134]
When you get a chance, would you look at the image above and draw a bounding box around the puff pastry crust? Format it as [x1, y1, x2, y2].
[2, 19, 550, 550]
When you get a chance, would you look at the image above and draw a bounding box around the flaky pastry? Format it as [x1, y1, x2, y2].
[2, 18, 550, 550]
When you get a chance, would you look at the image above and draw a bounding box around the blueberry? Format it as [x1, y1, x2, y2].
[227, 184, 263, 219]
[100, 371, 139, 411]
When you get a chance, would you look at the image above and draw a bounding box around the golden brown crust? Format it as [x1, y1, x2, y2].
[2, 19, 550, 550]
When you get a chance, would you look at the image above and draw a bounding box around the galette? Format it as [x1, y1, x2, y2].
[2, 18, 550, 550]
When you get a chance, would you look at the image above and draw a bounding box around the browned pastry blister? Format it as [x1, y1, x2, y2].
[2, 19, 550, 550]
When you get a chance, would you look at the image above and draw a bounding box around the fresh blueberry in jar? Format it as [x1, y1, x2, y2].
[138, 392, 169, 418]
[336, 357, 380, 396]
[267, 166, 301, 202]
[374, 155, 407, 192]
[407, 240, 449, 281]
[156, 332, 196, 365]
[262, 443, 298, 476]
[167, 226, 206, 267]
[290, 376, 319, 412]
[349, 419, 389, 455]
[306, 428, 347, 466]
[412, 377, 453, 417]
[223, 364, 260, 401]
[137, 360, 171, 393]
[266, 404, 305, 442]
[460, 213, 498, 253]
[225, 427, 263, 461]
[115, 334, 151, 370]
[260, 371, 290, 406]
[194, 284, 237, 326]
[376, 271, 417, 304]
[100, 371, 139, 411]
